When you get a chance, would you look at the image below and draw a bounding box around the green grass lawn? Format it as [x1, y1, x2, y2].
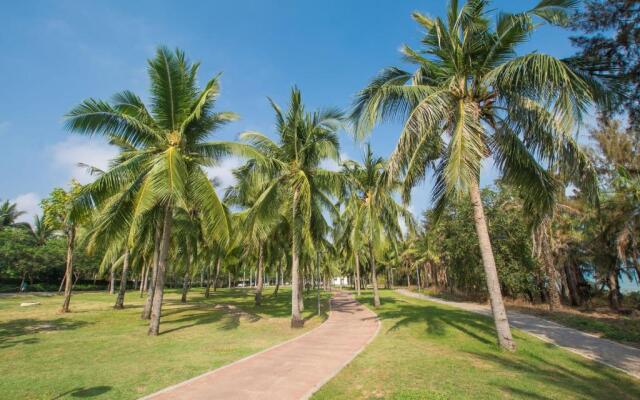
[313, 290, 640, 400]
[0, 287, 329, 399]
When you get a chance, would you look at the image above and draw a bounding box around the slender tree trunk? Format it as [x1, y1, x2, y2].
[274, 258, 282, 297]
[355, 252, 361, 296]
[60, 226, 75, 313]
[368, 241, 381, 307]
[140, 263, 148, 298]
[114, 248, 130, 309]
[228, 271, 231, 289]
[564, 262, 581, 306]
[298, 271, 304, 312]
[142, 225, 162, 319]
[213, 256, 222, 292]
[535, 221, 562, 311]
[291, 189, 303, 327]
[470, 183, 515, 351]
[181, 245, 192, 304]
[109, 265, 116, 295]
[608, 268, 622, 311]
[205, 261, 213, 298]
[58, 274, 66, 294]
[255, 242, 265, 306]
[148, 206, 172, 336]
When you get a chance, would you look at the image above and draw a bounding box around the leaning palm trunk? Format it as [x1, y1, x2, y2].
[255, 243, 264, 305]
[142, 225, 162, 320]
[213, 256, 222, 292]
[114, 248, 130, 309]
[470, 183, 515, 351]
[291, 190, 303, 327]
[355, 252, 361, 296]
[60, 226, 75, 313]
[368, 241, 381, 307]
[148, 206, 173, 336]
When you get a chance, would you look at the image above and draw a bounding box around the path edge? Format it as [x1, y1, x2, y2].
[301, 292, 381, 400]
[139, 296, 335, 400]
[395, 288, 640, 381]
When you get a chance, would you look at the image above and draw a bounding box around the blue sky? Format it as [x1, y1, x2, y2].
[1, 0, 579, 222]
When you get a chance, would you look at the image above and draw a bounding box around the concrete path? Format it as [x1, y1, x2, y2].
[397, 289, 640, 379]
[141, 291, 380, 400]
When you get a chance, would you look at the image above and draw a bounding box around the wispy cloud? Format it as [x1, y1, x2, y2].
[50, 137, 118, 184]
[12, 192, 41, 224]
[205, 156, 244, 192]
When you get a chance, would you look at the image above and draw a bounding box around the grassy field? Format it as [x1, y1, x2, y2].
[313, 290, 640, 400]
[0, 287, 329, 399]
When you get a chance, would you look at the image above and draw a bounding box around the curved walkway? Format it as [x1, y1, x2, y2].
[397, 288, 640, 379]
[141, 291, 380, 400]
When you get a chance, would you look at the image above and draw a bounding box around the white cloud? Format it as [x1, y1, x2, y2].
[12, 192, 41, 224]
[50, 137, 118, 184]
[205, 156, 244, 191]
[319, 152, 351, 172]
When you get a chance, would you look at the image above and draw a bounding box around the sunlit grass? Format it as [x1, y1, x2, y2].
[313, 290, 640, 400]
[0, 287, 329, 399]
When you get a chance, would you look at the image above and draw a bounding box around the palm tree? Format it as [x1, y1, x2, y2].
[0, 200, 28, 229]
[65, 47, 249, 335]
[341, 144, 413, 307]
[28, 214, 54, 245]
[239, 87, 343, 327]
[351, 0, 605, 350]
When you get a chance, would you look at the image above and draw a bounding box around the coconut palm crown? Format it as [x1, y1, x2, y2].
[350, 0, 606, 350]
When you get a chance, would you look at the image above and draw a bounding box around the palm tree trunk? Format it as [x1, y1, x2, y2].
[298, 271, 304, 312]
[148, 206, 173, 336]
[140, 263, 148, 298]
[608, 268, 622, 311]
[109, 264, 116, 295]
[60, 225, 75, 313]
[355, 252, 361, 296]
[142, 224, 162, 320]
[469, 183, 515, 351]
[291, 189, 303, 327]
[368, 241, 381, 307]
[205, 261, 213, 298]
[255, 242, 265, 306]
[213, 256, 222, 292]
[114, 248, 130, 309]
[181, 245, 192, 304]
[274, 258, 282, 297]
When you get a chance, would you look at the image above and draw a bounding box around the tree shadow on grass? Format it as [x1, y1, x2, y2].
[0, 318, 91, 349]
[52, 386, 112, 399]
[467, 349, 640, 399]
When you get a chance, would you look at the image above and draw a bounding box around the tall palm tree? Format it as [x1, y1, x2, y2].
[351, 0, 604, 350]
[240, 87, 343, 327]
[341, 144, 413, 307]
[65, 46, 249, 335]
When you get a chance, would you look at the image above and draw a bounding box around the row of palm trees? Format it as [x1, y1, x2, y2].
[55, 0, 609, 350]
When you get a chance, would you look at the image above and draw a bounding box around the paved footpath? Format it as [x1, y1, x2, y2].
[142, 291, 380, 400]
[397, 289, 640, 379]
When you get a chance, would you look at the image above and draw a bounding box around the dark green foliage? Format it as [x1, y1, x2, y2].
[424, 186, 538, 300]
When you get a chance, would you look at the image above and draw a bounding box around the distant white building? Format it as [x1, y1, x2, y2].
[332, 276, 350, 287]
